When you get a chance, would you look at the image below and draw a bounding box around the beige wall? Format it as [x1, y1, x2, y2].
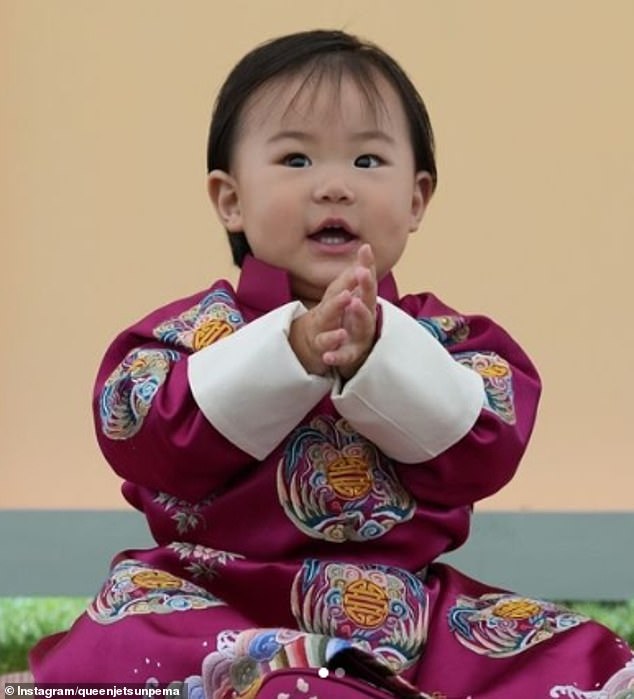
[2, 1, 632, 510]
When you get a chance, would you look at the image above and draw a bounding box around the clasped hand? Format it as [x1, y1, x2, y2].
[290, 244, 377, 380]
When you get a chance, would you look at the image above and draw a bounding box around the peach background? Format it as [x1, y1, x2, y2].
[2, 1, 632, 510]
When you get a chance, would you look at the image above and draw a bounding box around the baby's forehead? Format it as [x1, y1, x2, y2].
[239, 69, 394, 132]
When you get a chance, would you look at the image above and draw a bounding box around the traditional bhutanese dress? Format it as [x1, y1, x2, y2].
[31, 256, 633, 698]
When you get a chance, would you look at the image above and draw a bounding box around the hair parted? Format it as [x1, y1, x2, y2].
[207, 29, 438, 267]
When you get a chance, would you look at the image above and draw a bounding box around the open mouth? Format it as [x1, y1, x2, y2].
[308, 226, 357, 245]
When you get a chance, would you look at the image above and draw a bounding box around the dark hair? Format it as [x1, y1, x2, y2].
[207, 29, 437, 267]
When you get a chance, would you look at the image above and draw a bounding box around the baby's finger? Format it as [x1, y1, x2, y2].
[354, 248, 377, 310]
[324, 340, 369, 373]
[343, 296, 375, 342]
[322, 343, 357, 368]
[312, 289, 351, 333]
[353, 267, 377, 309]
[357, 243, 375, 272]
[323, 262, 363, 301]
[315, 327, 347, 356]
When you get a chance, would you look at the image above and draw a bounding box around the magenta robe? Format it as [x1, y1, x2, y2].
[31, 257, 633, 698]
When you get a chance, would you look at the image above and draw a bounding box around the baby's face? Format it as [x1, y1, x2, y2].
[211, 71, 432, 305]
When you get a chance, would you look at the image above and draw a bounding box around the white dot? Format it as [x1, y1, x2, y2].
[202, 641, 209, 647]
[334, 667, 346, 678]
[318, 667, 329, 678]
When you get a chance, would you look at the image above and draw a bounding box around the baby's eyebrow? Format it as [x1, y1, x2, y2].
[267, 129, 395, 144]
[267, 130, 316, 144]
[349, 130, 395, 144]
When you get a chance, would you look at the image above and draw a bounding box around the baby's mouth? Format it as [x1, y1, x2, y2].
[309, 226, 357, 245]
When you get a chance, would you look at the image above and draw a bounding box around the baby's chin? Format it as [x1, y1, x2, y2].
[289, 276, 333, 307]
[290, 286, 326, 308]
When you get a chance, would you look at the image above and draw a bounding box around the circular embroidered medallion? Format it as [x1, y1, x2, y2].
[277, 416, 415, 542]
[153, 288, 244, 350]
[291, 560, 428, 670]
[448, 592, 589, 658]
[87, 559, 223, 624]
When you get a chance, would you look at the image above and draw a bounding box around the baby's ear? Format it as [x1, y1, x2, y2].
[207, 170, 243, 232]
[409, 171, 434, 232]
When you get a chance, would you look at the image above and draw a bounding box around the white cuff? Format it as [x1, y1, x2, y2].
[188, 301, 333, 459]
[331, 299, 485, 463]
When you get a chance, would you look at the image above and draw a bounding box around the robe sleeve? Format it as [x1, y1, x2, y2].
[332, 299, 486, 462]
[333, 293, 541, 506]
[187, 301, 333, 459]
[94, 286, 331, 501]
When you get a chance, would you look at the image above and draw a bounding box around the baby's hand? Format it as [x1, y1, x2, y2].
[290, 245, 377, 378]
[323, 244, 377, 379]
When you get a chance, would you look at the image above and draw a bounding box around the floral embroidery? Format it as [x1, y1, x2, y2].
[153, 492, 215, 535]
[550, 658, 634, 697]
[291, 560, 428, 671]
[88, 559, 224, 624]
[100, 348, 181, 440]
[277, 416, 415, 543]
[417, 315, 469, 346]
[454, 351, 516, 424]
[168, 542, 245, 580]
[153, 289, 244, 351]
[448, 593, 588, 658]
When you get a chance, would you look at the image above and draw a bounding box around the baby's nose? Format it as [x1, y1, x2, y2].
[312, 172, 355, 203]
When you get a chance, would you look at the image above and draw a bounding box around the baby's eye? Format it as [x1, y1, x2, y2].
[283, 153, 312, 168]
[354, 154, 382, 168]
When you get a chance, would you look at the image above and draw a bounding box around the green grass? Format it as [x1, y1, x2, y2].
[0, 598, 89, 674]
[0, 598, 633, 675]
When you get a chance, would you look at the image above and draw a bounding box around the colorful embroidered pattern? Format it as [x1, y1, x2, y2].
[448, 593, 588, 658]
[153, 289, 244, 351]
[202, 628, 354, 699]
[168, 542, 245, 580]
[277, 416, 415, 542]
[88, 559, 224, 624]
[454, 351, 516, 424]
[153, 492, 216, 535]
[550, 658, 634, 698]
[100, 348, 181, 440]
[417, 315, 470, 346]
[292, 560, 428, 670]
